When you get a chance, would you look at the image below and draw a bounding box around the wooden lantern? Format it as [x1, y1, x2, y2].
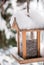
[11, 0, 44, 62]
[12, 18, 41, 59]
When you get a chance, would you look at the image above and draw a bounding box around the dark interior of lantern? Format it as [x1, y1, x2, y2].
[18, 31, 41, 59]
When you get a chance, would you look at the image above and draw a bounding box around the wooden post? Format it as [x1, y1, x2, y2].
[22, 31, 26, 59]
[37, 30, 40, 56]
[17, 31, 20, 54]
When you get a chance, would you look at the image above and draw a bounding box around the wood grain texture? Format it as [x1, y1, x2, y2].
[20, 29, 44, 32]
[19, 57, 44, 64]
[17, 31, 20, 54]
[22, 31, 26, 59]
[37, 30, 40, 56]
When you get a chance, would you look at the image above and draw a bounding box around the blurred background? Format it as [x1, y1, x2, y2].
[0, 0, 44, 49]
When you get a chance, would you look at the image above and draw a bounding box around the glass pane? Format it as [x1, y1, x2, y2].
[40, 31, 44, 57]
[26, 31, 37, 40]
[19, 32, 22, 56]
[26, 31, 37, 58]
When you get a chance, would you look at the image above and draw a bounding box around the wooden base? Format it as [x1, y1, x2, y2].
[12, 54, 44, 64]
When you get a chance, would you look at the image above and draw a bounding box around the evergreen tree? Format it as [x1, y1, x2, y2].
[0, 0, 17, 49]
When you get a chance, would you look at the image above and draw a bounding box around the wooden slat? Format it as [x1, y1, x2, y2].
[22, 31, 26, 59]
[12, 54, 44, 64]
[19, 57, 44, 64]
[37, 30, 40, 56]
[20, 29, 44, 32]
[17, 31, 20, 54]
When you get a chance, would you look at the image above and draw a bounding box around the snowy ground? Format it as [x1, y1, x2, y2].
[0, 47, 20, 65]
[0, 47, 44, 65]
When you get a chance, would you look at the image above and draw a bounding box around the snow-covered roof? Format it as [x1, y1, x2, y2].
[11, 1, 44, 30]
[11, 9, 44, 30]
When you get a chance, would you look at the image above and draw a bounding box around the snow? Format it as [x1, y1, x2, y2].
[0, 47, 43, 65]
[10, 1, 44, 30]
[0, 47, 20, 65]
[9, 47, 44, 65]
[11, 8, 44, 30]
[9, 47, 23, 60]
[0, 13, 6, 31]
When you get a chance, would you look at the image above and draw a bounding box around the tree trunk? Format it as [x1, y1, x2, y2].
[17, 0, 26, 3]
[27, 0, 29, 13]
[0, 31, 2, 44]
[1, 6, 5, 15]
[27, 0, 30, 16]
[0, 0, 5, 15]
[37, 0, 39, 2]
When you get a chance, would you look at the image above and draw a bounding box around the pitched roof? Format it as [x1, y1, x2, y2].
[11, 8, 44, 30]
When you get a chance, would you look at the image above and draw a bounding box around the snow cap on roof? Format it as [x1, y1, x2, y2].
[11, 9, 44, 30]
